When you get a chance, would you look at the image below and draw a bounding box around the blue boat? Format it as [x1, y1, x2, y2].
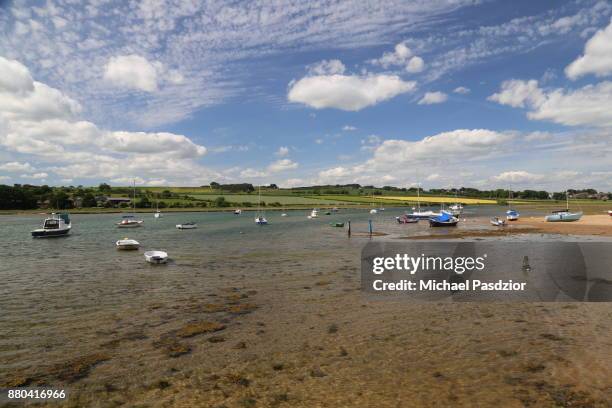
[506, 209, 520, 221]
[428, 211, 459, 227]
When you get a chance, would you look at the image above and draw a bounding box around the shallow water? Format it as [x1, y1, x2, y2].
[1, 207, 610, 407]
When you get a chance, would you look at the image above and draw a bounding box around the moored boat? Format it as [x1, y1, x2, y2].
[428, 211, 459, 227]
[255, 186, 268, 225]
[330, 222, 345, 227]
[490, 217, 506, 226]
[117, 215, 144, 228]
[144, 250, 168, 264]
[234, 209, 242, 215]
[506, 209, 519, 221]
[545, 190, 583, 222]
[308, 209, 319, 218]
[117, 180, 143, 227]
[396, 214, 418, 224]
[116, 238, 140, 250]
[545, 210, 583, 222]
[31, 213, 71, 238]
[176, 222, 197, 229]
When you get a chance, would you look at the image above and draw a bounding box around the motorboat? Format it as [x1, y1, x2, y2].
[324, 211, 331, 215]
[234, 209, 242, 215]
[176, 222, 197, 229]
[116, 238, 140, 250]
[308, 209, 319, 218]
[607, 210, 612, 216]
[369, 208, 378, 214]
[31, 213, 71, 238]
[506, 209, 520, 221]
[281, 213, 288, 217]
[429, 211, 459, 227]
[396, 214, 418, 224]
[255, 216, 268, 225]
[117, 215, 144, 228]
[154, 210, 162, 218]
[144, 250, 168, 264]
[490, 217, 506, 227]
[330, 222, 345, 227]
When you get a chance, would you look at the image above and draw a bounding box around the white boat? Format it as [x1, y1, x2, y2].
[545, 190, 583, 222]
[234, 209, 242, 215]
[176, 222, 197, 229]
[449, 201, 463, 216]
[31, 213, 71, 238]
[490, 217, 506, 227]
[117, 215, 144, 228]
[369, 208, 378, 214]
[608, 210, 612, 216]
[255, 186, 268, 225]
[308, 209, 319, 218]
[144, 250, 168, 264]
[116, 238, 140, 250]
[117, 180, 143, 227]
[408, 183, 440, 219]
[281, 213, 288, 217]
[154, 200, 162, 218]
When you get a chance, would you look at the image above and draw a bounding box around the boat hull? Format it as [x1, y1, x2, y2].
[429, 219, 458, 227]
[176, 224, 197, 229]
[31, 228, 71, 238]
[545, 212, 583, 222]
[144, 251, 168, 264]
[116, 244, 139, 250]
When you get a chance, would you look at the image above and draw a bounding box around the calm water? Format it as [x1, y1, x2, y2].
[1, 206, 611, 407]
[0, 206, 568, 377]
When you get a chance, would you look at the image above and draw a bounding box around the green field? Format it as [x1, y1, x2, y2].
[188, 194, 343, 205]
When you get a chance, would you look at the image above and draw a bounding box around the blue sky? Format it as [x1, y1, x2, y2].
[0, 0, 611, 190]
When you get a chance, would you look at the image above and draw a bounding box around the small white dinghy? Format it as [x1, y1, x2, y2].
[490, 217, 506, 227]
[144, 250, 168, 264]
[116, 238, 140, 250]
[176, 222, 197, 229]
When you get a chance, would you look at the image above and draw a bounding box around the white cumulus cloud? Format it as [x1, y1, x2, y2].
[288, 74, 416, 111]
[489, 79, 612, 127]
[566, 20, 612, 79]
[492, 171, 543, 183]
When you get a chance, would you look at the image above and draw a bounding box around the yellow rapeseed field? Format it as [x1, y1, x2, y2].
[378, 196, 497, 204]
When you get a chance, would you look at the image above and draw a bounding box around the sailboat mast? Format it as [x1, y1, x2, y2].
[133, 179, 136, 212]
[566, 190, 569, 211]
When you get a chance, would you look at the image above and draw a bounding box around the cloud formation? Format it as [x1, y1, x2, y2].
[0, 57, 212, 185]
[565, 20, 612, 79]
[288, 74, 415, 111]
[489, 79, 612, 127]
[418, 91, 448, 104]
[104, 55, 160, 92]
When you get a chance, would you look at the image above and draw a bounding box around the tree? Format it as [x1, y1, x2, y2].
[137, 196, 151, 208]
[98, 183, 111, 193]
[82, 192, 98, 207]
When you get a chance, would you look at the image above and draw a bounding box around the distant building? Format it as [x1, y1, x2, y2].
[97, 196, 131, 207]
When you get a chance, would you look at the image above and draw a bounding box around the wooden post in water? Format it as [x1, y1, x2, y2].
[369, 219, 373, 238]
[347, 220, 351, 237]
